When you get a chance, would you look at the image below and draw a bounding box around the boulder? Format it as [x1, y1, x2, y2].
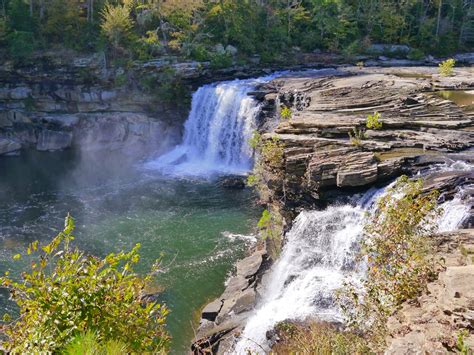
[214, 44, 226, 55]
[219, 176, 246, 189]
[225, 45, 238, 56]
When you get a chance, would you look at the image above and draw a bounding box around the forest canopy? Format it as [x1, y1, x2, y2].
[0, 0, 473, 64]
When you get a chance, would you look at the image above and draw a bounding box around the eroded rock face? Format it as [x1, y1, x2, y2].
[192, 247, 270, 354]
[255, 67, 474, 208]
[0, 80, 184, 156]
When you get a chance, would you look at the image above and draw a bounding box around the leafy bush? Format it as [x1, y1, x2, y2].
[1, 215, 169, 353]
[280, 105, 292, 120]
[340, 177, 439, 348]
[273, 321, 369, 354]
[366, 111, 382, 130]
[439, 58, 456, 77]
[210, 53, 233, 69]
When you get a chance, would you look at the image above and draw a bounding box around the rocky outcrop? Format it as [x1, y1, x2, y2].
[0, 66, 185, 156]
[255, 67, 474, 210]
[192, 246, 270, 354]
[385, 229, 474, 354]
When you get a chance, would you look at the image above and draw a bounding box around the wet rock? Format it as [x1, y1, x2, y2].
[0, 138, 21, 155]
[202, 299, 223, 322]
[36, 130, 73, 151]
[219, 176, 246, 189]
[192, 248, 268, 353]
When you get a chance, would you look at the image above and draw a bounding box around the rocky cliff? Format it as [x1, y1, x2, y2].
[0, 55, 193, 157]
[193, 65, 474, 353]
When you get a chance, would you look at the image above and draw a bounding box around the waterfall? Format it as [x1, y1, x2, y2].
[234, 163, 471, 354]
[145, 78, 271, 176]
[233, 192, 375, 354]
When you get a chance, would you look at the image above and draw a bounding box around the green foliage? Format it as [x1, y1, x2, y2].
[439, 58, 456, 77]
[1, 215, 169, 353]
[100, 3, 133, 49]
[247, 132, 285, 205]
[248, 130, 262, 150]
[280, 105, 292, 120]
[348, 127, 367, 146]
[366, 111, 382, 130]
[64, 332, 128, 355]
[23, 94, 36, 111]
[340, 176, 439, 349]
[407, 48, 425, 60]
[257, 209, 283, 257]
[261, 136, 285, 169]
[43, 0, 89, 50]
[7, 31, 34, 63]
[209, 53, 233, 69]
[7, 0, 35, 32]
[114, 73, 127, 87]
[273, 321, 370, 354]
[457, 329, 472, 355]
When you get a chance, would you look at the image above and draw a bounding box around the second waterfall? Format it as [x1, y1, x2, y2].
[146, 77, 272, 176]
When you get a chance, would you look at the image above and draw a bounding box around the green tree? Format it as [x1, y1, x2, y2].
[100, 2, 133, 50]
[1, 215, 169, 353]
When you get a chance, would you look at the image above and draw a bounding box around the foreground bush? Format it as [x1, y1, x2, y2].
[0, 215, 169, 353]
[272, 321, 370, 354]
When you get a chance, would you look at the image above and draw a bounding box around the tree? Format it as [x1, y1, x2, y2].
[1, 215, 169, 353]
[100, 2, 133, 50]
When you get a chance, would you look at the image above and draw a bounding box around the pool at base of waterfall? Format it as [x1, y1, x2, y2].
[0, 150, 260, 353]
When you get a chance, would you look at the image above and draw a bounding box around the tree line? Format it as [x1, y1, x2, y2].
[1, 0, 473, 64]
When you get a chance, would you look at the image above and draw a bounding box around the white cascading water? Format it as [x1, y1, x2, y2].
[145, 78, 271, 176]
[234, 163, 471, 354]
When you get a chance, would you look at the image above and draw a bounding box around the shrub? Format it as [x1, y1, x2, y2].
[257, 209, 283, 257]
[1, 215, 169, 353]
[7, 31, 34, 63]
[439, 58, 455, 77]
[273, 321, 369, 354]
[280, 105, 292, 120]
[340, 177, 439, 348]
[210, 53, 233, 69]
[247, 132, 285, 204]
[407, 48, 425, 60]
[366, 111, 382, 130]
[348, 127, 367, 146]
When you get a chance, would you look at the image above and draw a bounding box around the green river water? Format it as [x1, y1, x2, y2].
[0, 150, 260, 353]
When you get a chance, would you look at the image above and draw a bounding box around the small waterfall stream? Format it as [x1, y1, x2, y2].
[145, 77, 272, 176]
[234, 163, 472, 354]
